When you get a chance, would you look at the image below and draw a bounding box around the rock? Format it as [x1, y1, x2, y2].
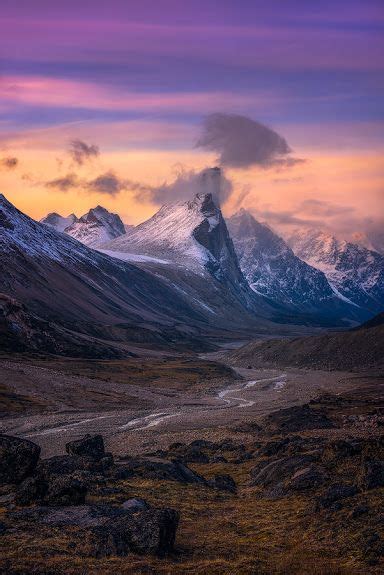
[350, 504, 369, 519]
[317, 483, 359, 510]
[288, 465, 327, 491]
[65, 434, 105, 459]
[321, 439, 362, 463]
[122, 498, 149, 512]
[208, 474, 237, 493]
[9, 504, 179, 557]
[0, 434, 41, 485]
[258, 438, 290, 457]
[45, 476, 87, 506]
[86, 507, 179, 557]
[0, 521, 6, 536]
[113, 457, 206, 484]
[251, 455, 316, 489]
[359, 459, 384, 490]
[16, 475, 48, 506]
[178, 446, 210, 464]
[262, 404, 334, 434]
[38, 454, 113, 477]
[16, 474, 87, 506]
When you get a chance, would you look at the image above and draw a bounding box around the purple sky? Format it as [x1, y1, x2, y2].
[1, 0, 383, 136]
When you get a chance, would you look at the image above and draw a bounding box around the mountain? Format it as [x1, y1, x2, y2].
[287, 229, 384, 316]
[0, 194, 280, 356]
[225, 311, 384, 372]
[102, 169, 270, 318]
[40, 212, 77, 232]
[41, 206, 126, 247]
[227, 209, 364, 323]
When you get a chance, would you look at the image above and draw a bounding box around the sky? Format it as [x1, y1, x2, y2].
[0, 0, 383, 244]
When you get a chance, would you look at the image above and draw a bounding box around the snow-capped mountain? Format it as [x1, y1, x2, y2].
[0, 193, 235, 353]
[41, 206, 126, 247]
[1, 194, 280, 354]
[227, 210, 366, 323]
[40, 212, 77, 232]
[103, 169, 253, 306]
[287, 229, 384, 316]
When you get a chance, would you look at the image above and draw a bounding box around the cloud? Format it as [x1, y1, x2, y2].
[85, 171, 125, 196]
[68, 139, 99, 166]
[45, 173, 80, 192]
[146, 167, 233, 206]
[0, 156, 18, 170]
[196, 113, 305, 169]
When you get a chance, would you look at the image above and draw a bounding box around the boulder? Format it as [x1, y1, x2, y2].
[38, 453, 113, 477]
[85, 507, 179, 557]
[250, 455, 316, 489]
[208, 474, 237, 493]
[359, 459, 384, 490]
[16, 474, 87, 506]
[45, 476, 87, 506]
[0, 434, 41, 485]
[316, 483, 359, 510]
[65, 434, 105, 459]
[16, 475, 48, 506]
[288, 465, 327, 491]
[9, 504, 179, 557]
[122, 498, 149, 512]
[113, 457, 206, 484]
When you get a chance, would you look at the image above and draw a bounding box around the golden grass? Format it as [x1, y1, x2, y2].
[1, 458, 382, 574]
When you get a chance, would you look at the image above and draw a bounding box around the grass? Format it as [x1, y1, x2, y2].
[1, 458, 382, 574]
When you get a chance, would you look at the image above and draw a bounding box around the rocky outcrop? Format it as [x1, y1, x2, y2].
[0, 435, 40, 485]
[65, 434, 106, 459]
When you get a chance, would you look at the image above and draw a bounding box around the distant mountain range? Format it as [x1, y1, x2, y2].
[1, 167, 383, 356]
[287, 228, 384, 316]
[41, 206, 126, 247]
[40, 174, 383, 327]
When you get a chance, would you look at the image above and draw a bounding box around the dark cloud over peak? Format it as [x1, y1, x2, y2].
[148, 167, 233, 206]
[68, 139, 99, 166]
[196, 113, 305, 170]
[85, 171, 124, 196]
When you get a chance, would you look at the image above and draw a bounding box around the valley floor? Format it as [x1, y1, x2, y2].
[1, 351, 383, 574]
[0, 354, 378, 457]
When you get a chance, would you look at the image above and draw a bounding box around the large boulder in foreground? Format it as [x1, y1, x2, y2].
[0, 434, 40, 485]
[9, 504, 179, 557]
[66, 435, 105, 459]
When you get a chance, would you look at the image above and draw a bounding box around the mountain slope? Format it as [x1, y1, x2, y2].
[226, 312, 384, 372]
[41, 206, 126, 247]
[1, 194, 244, 354]
[1, 194, 279, 355]
[103, 171, 269, 317]
[227, 210, 363, 323]
[287, 229, 384, 316]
